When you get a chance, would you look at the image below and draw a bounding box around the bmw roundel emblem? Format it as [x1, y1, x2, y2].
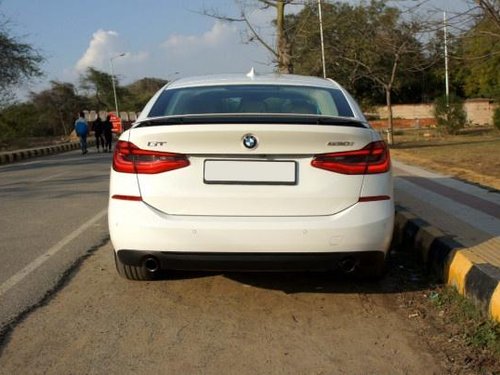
[242, 134, 258, 150]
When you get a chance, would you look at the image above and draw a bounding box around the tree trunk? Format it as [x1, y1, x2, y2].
[385, 86, 394, 145]
[276, 0, 293, 73]
[58, 111, 68, 136]
[385, 52, 400, 146]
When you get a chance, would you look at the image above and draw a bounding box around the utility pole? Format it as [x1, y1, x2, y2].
[443, 11, 450, 107]
[109, 53, 126, 117]
[318, 0, 327, 78]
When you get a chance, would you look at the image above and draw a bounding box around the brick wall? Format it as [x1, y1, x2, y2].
[463, 99, 496, 126]
[370, 118, 436, 129]
[83, 110, 140, 121]
[79, 99, 497, 130]
[372, 99, 497, 129]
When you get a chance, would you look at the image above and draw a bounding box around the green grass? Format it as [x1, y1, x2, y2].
[429, 287, 500, 354]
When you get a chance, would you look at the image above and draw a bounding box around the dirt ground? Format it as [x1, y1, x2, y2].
[0, 243, 498, 375]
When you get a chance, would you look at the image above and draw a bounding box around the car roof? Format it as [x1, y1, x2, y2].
[166, 71, 342, 91]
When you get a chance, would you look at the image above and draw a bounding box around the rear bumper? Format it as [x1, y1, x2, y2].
[117, 249, 385, 272]
[109, 198, 394, 255]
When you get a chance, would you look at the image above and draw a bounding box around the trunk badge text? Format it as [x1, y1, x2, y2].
[242, 134, 258, 150]
[328, 141, 354, 146]
[147, 141, 167, 147]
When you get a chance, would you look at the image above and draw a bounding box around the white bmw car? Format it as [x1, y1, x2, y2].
[108, 72, 394, 280]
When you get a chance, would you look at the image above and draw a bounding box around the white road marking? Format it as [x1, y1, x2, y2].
[0, 160, 45, 168]
[0, 208, 108, 298]
[35, 172, 66, 182]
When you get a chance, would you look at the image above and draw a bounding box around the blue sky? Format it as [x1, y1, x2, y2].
[2, 0, 471, 98]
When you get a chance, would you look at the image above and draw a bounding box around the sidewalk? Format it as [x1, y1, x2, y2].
[0, 140, 93, 164]
[393, 159, 500, 322]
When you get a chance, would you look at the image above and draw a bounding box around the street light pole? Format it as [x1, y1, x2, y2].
[443, 12, 450, 108]
[318, 0, 327, 79]
[109, 53, 126, 117]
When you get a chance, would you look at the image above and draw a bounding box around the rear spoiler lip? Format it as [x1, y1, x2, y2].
[134, 114, 368, 129]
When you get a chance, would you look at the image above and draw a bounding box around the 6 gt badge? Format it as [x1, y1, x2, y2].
[242, 134, 258, 150]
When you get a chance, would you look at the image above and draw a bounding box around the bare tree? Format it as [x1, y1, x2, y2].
[328, 2, 430, 145]
[348, 23, 427, 144]
[30, 81, 88, 136]
[475, 0, 500, 33]
[202, 0, 297, 73]
[417, 0, 499, 37]
[0, 15, 43, 106]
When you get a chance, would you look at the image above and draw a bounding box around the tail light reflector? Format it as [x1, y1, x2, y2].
[111, 195, 143, 201]
[358, 195, 391, 202]
[311, 141, 390, 175]
[113, 141, 190, 174]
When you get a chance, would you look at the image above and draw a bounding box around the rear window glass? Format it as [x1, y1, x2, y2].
[148, 85, 354, 118]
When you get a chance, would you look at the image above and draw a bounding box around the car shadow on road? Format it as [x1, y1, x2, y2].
[161, 250, 434, 295]
[228, 250, 433, 295]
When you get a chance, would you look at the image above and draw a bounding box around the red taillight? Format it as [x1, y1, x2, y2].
[358, 195, 391, 202]
[111, 194, 143, 201]
[311, 141, 390, 175]
[113, 141, 190, 174]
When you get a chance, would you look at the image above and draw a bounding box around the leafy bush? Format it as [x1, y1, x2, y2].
[433, 95, 467, 135]
[0, 103, 39, 143]
[494, 106, 500, 130]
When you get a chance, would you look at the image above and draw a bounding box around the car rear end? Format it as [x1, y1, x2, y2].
[108, 74, 394, 280]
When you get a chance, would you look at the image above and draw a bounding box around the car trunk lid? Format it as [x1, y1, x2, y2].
[128, 122, 374, 216]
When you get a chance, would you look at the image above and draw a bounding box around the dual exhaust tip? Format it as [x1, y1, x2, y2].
[143, 257, 160, 273]
[142, 255, 357, 274]
[338, 256, 357, 274]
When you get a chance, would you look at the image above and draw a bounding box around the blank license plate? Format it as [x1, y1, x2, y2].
[204, 160, 297, 185]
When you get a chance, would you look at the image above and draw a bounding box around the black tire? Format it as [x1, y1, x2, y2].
[114, 251, 155, 281]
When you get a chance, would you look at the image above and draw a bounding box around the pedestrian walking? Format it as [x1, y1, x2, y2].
[103, 115, 113, 152]
[74, 111, 89, 155]
[92, 114, 105, 152]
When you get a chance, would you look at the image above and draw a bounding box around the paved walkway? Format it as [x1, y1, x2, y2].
[0, 142, 83, 164]
[393, 159, 500, 321]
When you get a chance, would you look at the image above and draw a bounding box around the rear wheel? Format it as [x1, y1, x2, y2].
[114, 251, 155, 281]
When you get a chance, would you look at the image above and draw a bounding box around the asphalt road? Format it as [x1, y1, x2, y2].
[0, 149, 111, 332]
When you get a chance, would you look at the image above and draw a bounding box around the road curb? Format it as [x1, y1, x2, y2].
[0, 141, 95, 165]
[394, 205, 500, 322]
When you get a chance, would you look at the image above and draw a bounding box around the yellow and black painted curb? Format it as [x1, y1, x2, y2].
[0, 141, 96, 165]
[394, 206, 500, 322]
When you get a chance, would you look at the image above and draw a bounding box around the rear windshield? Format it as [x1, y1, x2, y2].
[148, 85, 354, 118]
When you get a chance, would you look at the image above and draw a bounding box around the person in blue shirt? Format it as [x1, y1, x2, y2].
[74, 111, 89, 154]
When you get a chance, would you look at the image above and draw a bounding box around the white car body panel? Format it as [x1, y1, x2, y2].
[130, 124, 374, 216]
[108, 198, 394, 254]
[122, 124, 373, 155]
